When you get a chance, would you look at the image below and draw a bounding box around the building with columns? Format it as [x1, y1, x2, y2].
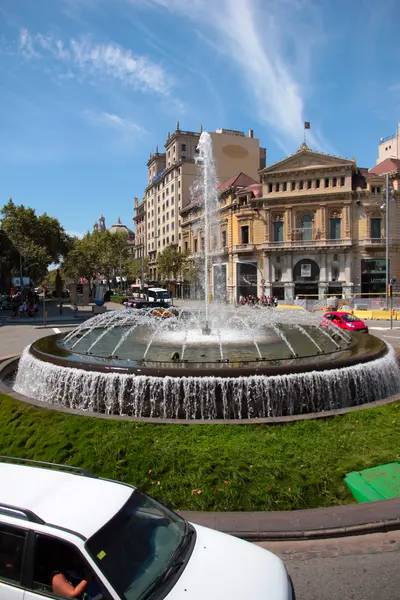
[181, 143, 400, 303]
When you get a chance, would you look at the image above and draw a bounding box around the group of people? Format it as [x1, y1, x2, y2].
[11, 294, 40, 319]
[238, 294, 279, 307]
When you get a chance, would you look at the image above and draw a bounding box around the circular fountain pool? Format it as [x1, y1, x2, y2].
[11, 306, 400, 420]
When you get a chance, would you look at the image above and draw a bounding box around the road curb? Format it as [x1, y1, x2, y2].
[179, 507, 400, 542]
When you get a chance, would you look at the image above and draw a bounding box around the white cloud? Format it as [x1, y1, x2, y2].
[85, 110, 147, 135]
[134, 0, 327, 150]
[19, 28, 40, 59]
[16, 28, 170, 95]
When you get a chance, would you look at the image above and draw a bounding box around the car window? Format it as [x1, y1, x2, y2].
[0, 525, 27, 585]
[30, 535, 105, 599]
[86, 490, 187, 600]
[341, 313, 361, 323]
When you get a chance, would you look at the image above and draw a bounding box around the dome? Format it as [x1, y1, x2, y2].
[108, 217, 133, 236]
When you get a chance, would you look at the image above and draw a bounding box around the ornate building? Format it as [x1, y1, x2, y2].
[181, 143, 400, 302]
[93, 215, 136, 256]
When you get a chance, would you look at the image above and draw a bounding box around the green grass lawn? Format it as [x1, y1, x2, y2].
[1, 393, 400, 512]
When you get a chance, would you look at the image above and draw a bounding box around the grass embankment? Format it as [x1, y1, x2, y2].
[1, 393, 400, 512]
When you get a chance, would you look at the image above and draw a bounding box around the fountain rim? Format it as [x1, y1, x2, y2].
[1, 352, 400, 425]
[29, 332, 387, 378]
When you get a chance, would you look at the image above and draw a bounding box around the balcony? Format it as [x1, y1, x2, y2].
[233, 244, 256, 253]
[361, 237, 385, 248]
[211, 246, 229, 256]
[189, 251, 203, 259]
[261, 238, 352, 250]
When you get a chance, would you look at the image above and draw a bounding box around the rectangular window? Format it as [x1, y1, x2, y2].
[330, 218, 341, 240]
[181, 144, 186, 151]
[268, 183, 273, 193]
[158, 241, 160, 247]
[171, 209, 174, 217]
[325, 178, 329, 188]
[241, 225, 249, 244]
[316, 179, 320, 188]
[307, 180, 312, 189]
[273, 221, 284, 242]
[283, 182, 287, 191]
[299, 181, 304, 190]
[194, 239, 198, 252]
[333, 177, 337, 187]
[275, 183, 280, 192]
[371, 218, 382, 239]
[166, 224, 169, 232]
[340, 176, 345, 186]
[171, 184, 174, 192]
[291, 181, 296, 191]
[167, 237, 169, 244]
[172, 222, 175, 229]
[185, 241, 188, 252]
[0, 525, 27, 585]
[221, 230, 227, 247]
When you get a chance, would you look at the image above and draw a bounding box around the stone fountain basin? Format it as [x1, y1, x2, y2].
[8, 332, 400, 420]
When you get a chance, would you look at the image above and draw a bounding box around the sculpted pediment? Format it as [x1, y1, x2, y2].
[262, 145, 355, 175]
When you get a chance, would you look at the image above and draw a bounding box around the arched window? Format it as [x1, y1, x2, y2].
[301, 214, 313, 241]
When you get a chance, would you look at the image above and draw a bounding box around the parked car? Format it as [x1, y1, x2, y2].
[0, 295, 13, 310]
[322, 311, 368, 333]
[0, 457, 295, 600]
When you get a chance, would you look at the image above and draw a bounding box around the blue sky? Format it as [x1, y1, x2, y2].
[0, 0, 399, 237]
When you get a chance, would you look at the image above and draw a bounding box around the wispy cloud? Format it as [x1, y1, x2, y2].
[84, 110, 147, 135]
[16, 28, 171, 95]
[133, 0, 327, 150]
[66, 230, 86, 239]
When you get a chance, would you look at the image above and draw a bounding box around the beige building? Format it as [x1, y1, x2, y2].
[181, 143, 400, 303]
[377, 122, 400, 164]
[134, 123, 266, 281]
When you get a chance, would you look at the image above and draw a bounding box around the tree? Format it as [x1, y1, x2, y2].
[63, 230, 130, 290]
[157, 244, 187, 280]
[124, 257, 149, 282]
[0, 199, 71, 282]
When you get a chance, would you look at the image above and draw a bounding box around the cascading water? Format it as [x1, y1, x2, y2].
[11, 133, 400, 420]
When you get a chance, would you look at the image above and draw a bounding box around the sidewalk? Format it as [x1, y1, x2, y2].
[180, 498, 400, 541]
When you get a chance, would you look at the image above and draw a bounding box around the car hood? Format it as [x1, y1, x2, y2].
[165, 524, 290, 600]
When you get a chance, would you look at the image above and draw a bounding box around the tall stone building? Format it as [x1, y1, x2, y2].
[134, 123, 266, 281]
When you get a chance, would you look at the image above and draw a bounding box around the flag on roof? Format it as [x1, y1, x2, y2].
[304, 121, 311, 130]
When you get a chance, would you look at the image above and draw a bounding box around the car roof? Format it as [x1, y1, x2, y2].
[0, 462, 132, 540]
[148, 287, 167, 292]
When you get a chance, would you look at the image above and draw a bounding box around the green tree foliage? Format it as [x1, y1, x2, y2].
[124, 257, 149, 282]
[157, 244, 188, 280]
[0, 199, 71, 282]
[63, 230, 130, 288]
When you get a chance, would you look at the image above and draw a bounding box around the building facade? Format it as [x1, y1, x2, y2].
[133, 123, 266, 281]
[376, 122, 400, 165]
[181, 143, 400, 303]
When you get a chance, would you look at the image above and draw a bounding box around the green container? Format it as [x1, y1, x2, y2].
[345, 462, 400, 503]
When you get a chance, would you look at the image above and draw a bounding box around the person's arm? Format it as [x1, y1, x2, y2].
[52, 572, 89, 599]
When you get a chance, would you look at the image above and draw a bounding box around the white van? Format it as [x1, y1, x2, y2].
[147, 287, 172, 306]
[0, 457, 294, 600]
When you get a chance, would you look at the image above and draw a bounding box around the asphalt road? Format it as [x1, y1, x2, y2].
[258, 531, 400, 600]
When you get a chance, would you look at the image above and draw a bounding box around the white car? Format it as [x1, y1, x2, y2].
[0, 457, 295, 600]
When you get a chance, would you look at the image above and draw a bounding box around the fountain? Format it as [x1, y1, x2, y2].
[9, 133, 400, 420]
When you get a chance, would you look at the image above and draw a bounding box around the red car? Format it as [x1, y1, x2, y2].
[322, 311, 369, 333]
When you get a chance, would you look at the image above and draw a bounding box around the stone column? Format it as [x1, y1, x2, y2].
[284, 282, 295, 301]
[263, 253, 271, 296]
[83, 282, 90, 306]
[69, 283, 77, 304]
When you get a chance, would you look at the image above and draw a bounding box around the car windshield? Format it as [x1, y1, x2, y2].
[341, 313, 361, 323]
[149, 290, 169, 300]
[86, 490, 187, 600]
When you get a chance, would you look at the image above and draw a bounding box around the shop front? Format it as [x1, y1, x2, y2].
[293, 259, 320, 299]
[361, 259, 387, 296]
[237, 262, 258, 301]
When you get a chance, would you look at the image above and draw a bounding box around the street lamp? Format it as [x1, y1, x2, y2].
[383, 172, 396, 307]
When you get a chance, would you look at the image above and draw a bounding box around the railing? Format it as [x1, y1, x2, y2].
[189, 252, 203, 259]
[233, 244, 255, 252]
[211, 247, 229, 255]
[261, 238, 352, 249]
[361, 238, 385, 246]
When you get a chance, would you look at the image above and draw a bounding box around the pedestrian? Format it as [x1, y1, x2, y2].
[18, 303, 24, 318]
[59, 300, 63, 316]
[73, 303, 78, 318]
